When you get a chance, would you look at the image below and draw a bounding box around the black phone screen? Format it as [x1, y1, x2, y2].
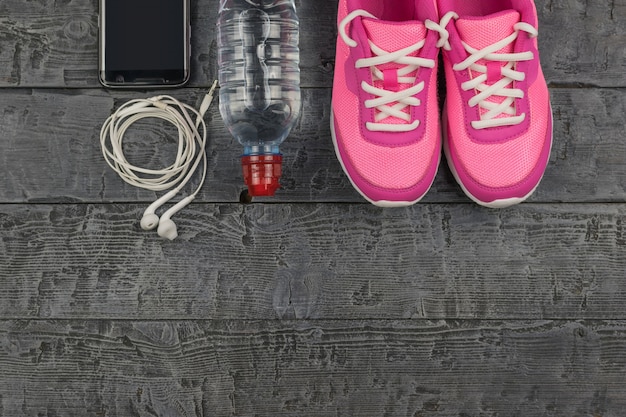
[100, 0, 189, 86]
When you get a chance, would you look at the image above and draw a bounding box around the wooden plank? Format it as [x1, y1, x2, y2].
[1, 319, 625, 416]
[0, 0, 623, 88]
[0, 0, 336, 88]
[0, 2, 623, 416]
[1, 203, 625, 320]
[0, 87, 624, 204]
[538, 0, 626, 87]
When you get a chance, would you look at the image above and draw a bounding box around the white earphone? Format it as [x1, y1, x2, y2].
[101, 81, 218, 240]
[140, 189, 179, 231]
[156, 195, 195, 240]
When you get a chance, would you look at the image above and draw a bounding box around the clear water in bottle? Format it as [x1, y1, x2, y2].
[217, 0, 301, 196]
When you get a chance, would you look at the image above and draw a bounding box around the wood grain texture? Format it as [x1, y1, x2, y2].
[537, 0, 626, 87]
[1, 203, 624, 320]
[0, 0, 623, 87]
[1, 319, 625, 417]
[0, 87, 624, 204]
[0, 0, 625, 415]
[0, 0, 336, 88]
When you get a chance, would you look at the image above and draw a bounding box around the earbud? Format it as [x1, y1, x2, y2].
[140, 213, 160, 231]
[156, 196, 195, 240]
[140, 189, 179, 231]
[157, 217, 178, 241]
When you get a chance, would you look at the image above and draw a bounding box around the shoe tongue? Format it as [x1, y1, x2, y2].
[456, 10, 520, 53]
[456, 10, 522, 120]
[360, 18, 427, 127]
[362, 18, 426, 52]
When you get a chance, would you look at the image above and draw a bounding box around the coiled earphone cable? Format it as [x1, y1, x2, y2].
[100, 81, 218, 240]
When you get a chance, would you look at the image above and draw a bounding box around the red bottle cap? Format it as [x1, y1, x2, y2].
[241, 154, 282, 197]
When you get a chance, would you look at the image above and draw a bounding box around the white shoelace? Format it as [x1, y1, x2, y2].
[339, 10, 437, 133]
[436, 11, 538, 129]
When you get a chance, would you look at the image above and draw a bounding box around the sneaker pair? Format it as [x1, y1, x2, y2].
[331, 0, 552, 208]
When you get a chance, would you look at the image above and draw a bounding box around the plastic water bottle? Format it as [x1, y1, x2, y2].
[217, 0, 301, 197]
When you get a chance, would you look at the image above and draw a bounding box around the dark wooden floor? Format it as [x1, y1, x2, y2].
[1, 0, 625, 416]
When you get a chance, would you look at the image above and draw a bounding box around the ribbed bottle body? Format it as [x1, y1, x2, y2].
[217, 0, 301, 156]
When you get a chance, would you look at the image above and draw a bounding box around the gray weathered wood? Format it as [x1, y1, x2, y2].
[1, 203, 624, 320]
[1, 0, 625, 415]
[1, 320, 625, 417]
[0, 0, 336, 88]
[537, 0, 626, 87]
[0, 0, 623, 87]
[0, 87, 624, 204]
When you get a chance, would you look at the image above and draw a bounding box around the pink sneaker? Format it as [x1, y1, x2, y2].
[331, 0, 442, 207]
[435, 0, 552, 208]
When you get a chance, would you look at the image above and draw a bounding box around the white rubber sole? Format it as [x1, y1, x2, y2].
[330, 110, 438, 208]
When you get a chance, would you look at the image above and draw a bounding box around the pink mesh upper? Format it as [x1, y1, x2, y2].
[362, 20, 427, 51]
[446, 76, 549, 188]
[332, 0, 441, 197]
[362, 19, 427, 126]
[456, 11, 520, 51]
[456, 11, 520, 120]
[335, 63, 440, 189]
[437, 0, 535, 21]
[441, 0, 552, 193]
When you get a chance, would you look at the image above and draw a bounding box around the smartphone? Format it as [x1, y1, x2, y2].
[99, 0, 190, 88]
